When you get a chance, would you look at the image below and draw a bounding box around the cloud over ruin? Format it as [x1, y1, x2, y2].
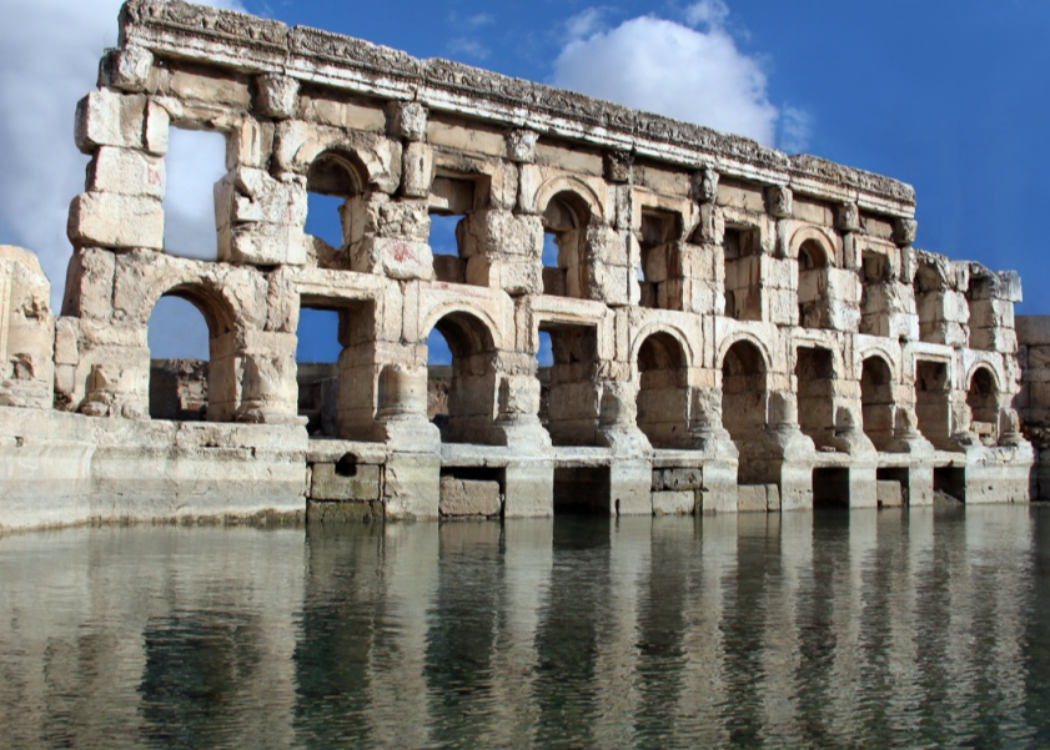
[552, 1, 807, 151]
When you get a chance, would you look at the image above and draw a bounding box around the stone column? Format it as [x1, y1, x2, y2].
[597, 379, 653, 515]
[376, 364, 441, 518]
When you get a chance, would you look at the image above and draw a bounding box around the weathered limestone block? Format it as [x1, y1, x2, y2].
[837, 201, 861, 233]
[228, 118, 275, 170]
[215, 167, 307, 265]
[0, 246, 55, 410]
[765, 185, 793, 218]
[462, 209, 542, 258]
[388, 101, 428, 142]
[87, 146, 165, 198]
[401, 141, 433, 198]
[311, 462, 381, 501]
[439, 476, 501, 517]
[255, 73, 300, 119]
[98, 45, 154, 92]
[506, 128, 539, 163]
[652, 490, 695, 515]
[693, 168, 719, 203]
[67, 192, 164, 250]
[62, 248, 115, 319]
[894, 217, 917, 247]
[74, 90, 147, 153]
[355, 237, 434, 280]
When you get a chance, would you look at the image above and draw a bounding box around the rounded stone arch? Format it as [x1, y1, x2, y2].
[139, 270, 246, 336]
[716, 331, 774, 376]
[421, 301, 505, 353]
[634, 329, 691, 449]
[629, 322, 696, 376]
[852, 344, 901, 384]
[422, 305, 503, 445]
[859, 352, 898, 450]
[789, 225, 837, 266]
[305, 147, 370, 197]
[720, 337, 770, 445]
[965, 360, 1003, 395]
[966, 362, 1002, 442]
[534, 176, 605, 226]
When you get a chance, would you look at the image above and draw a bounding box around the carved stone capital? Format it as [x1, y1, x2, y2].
[387, 101, 427, 142]
[604, 150, 634, 183]
[693, 168, 719, 204]
[255, 74, 300, 120]
[765, 185, 793, 218]
[505, 128, 539, 163]
[836, 201, 861, 233]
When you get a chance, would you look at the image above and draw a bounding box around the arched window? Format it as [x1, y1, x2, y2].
[636, 332, 689, 448]
[147, 284, 236, 422]
[967, 367, 1000, 444]
[305, 151, 365, 261]
[426, 311, 499, 444]
[541, 191, 591, 298]
[798, 238, 832, 329]
[860, 356, 895, 450]
[721, 340, 767, 441]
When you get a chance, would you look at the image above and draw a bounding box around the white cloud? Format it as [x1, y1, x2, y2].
[446, 37, 491, 61]
[552, 4, 808, 151]
[683, 0, 730, 30]
[0, 0, 243, 359]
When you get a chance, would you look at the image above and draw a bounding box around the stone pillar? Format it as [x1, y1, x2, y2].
[376, 364, 440, 518]
[0, 246, 55, 410]
[494, 369, 554, 517]
[767, 391, 816, 510]
[597, 379, 653, 515]
[688, 383, 738, 512]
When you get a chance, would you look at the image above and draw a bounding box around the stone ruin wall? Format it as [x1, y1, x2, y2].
[0, 0, 1040, 530]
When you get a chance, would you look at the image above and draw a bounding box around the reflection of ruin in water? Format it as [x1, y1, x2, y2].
[0, 506, 1048, 748]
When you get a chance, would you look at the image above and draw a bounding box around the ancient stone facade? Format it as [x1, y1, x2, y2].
[0, 0, 1039, 530]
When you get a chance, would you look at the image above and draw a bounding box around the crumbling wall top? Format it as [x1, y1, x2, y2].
[117, 0, 914, 216]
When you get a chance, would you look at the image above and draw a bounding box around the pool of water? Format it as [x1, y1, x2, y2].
[2, 505, 1049, 749]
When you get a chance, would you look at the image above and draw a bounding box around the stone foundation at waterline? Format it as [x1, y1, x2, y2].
[0, 0, 1041, 530]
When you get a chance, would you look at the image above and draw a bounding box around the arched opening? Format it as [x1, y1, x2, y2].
[967, 366, 1000, 445]
[798, 238, 832, 329]
[305, 151, 365, 263]
[636, 332, 689, 448]
[637, 208, 682, 310]
[796, 347, 836, 449]
[721, 340, 767, 443]
[538, 322, 601, 446]
[861, 356, 895, 450]
[541, 191, 591, 298]
[147, 285, 235, 422]
[915, 359, 952, 449]
[426, 311, 498, 444]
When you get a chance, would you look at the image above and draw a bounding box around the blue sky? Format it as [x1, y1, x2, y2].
[2, 0, 1049, 366]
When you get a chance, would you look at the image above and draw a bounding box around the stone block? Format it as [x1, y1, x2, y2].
[876, 479, 904, 507]
[88, 147, 164, 198]
[737, 484, 767, 512]
[255, 73, 300, 119]
[218, 222, 307, 266]
[401, 141, 433, 198]
[311, 462, 382, 501]
[388, 101, 427, 142]
[99, 45, 154, 92]
[67, 192, 163, 250]
[652, 490, 695, 515]
[658, 467, 703, 490]
[439, 476, 501, 516]
[463, 210, 542, 258]
[505, 128, 539, 163]
[144, 100, 170, 155]
[74, 90, 146, 153]
[354, 236, 434, 280]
